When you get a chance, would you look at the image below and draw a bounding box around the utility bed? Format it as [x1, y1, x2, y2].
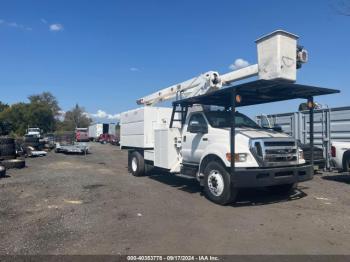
[120, 107, 172, 148]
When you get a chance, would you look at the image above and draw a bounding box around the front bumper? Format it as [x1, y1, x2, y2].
[233, 164, 313, 188]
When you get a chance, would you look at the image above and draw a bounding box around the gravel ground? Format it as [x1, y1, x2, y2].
[0, 142, 350, 255]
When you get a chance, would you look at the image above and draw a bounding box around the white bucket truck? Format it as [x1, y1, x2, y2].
[120, 30, 339, 205]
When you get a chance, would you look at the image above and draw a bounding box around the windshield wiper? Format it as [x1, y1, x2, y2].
[236, 124, 261, 129]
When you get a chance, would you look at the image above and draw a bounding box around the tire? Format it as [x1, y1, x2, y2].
[1, 159, 26, 169]
[0, 143, 16, 157]
[342, 152, 350, 172]
[129, 151, 145, 177]
[267, 183, 297, 195]
[0, 166, 6, 177]
[203, 161, 237, 205]
[0, 137, 15, 145]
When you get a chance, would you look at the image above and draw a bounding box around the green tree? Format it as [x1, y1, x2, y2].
[0, 95, 57, 135]
[0, 103, 29, 135]
[28, 92, 61, 117]
[27, 102, 55, 133]
[59, 104, 92, 131]
[0, 102, 9, 113]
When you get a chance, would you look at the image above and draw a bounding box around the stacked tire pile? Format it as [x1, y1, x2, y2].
[0, 137, 26, 177]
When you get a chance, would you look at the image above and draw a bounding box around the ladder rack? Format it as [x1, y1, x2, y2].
[169, 104, 188, 128]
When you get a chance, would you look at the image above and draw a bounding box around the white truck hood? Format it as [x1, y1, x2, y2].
[223, 128, 289, 139]
[238, 128, 289, 138]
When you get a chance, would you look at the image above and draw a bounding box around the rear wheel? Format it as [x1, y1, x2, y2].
[203, 161, 237, 205]
[129, 151, 145, 177]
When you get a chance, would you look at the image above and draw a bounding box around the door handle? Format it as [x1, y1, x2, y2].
[202, 137, 208, 141]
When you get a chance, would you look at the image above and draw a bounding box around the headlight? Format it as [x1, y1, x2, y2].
[298, 149, 304, 160]
[226, 153, 247, 162]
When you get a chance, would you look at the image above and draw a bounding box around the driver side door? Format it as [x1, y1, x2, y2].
[182, 113, 209, 164]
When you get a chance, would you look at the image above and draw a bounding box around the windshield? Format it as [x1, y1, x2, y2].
[205, 111, 260, 129]
[28, 128, 40, 132]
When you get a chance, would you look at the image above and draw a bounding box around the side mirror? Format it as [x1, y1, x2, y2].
[188, 120, 208, 134]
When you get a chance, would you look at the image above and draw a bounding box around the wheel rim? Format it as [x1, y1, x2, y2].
[207, 170, 224, 196]
[131, 157, 138, 172]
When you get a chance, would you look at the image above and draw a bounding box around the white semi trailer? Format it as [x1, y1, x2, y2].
[88, 123, 116, 140]
[120, 30, 339, 205]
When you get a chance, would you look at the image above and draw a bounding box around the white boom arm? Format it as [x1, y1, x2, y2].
[136, 71, 222, 106]
[137, 30, 308, 106]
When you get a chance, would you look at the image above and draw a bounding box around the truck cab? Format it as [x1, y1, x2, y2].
[182, 109, 304, 169]
[178, 109, 311, 204]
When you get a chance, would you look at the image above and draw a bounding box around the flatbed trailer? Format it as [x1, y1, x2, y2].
[55, 142, 89, 154]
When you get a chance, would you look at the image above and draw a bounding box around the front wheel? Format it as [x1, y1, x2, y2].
[129, 151, 145, 177]
[203, 161, 237, 205]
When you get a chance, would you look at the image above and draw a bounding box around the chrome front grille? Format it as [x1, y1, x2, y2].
[250, 138, 298, 167]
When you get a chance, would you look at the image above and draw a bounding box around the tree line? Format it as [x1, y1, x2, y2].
[0, 92, 92, 136]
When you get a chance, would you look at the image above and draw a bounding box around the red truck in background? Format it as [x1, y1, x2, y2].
[75, 128, 89, 142]
[97, 133, 120, 145]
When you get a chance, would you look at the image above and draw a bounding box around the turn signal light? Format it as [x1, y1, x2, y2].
[226, 153, 247, 162]
[235, 94, 242, 103]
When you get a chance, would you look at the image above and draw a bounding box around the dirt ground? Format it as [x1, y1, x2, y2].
[0, 142, 350, 255]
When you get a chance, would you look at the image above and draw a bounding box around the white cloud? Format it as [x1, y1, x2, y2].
[8, 22, 18, 27]
[49, 23, 64, 32]
[130, 67, 140, 72]
[108, 114, 121, 120]
[87, 110, 120, 121]
[57, 110, 66, 121]
[0, 19, 32, 31]
[229, 58, 250, 71]
[91, 110, 108, 118]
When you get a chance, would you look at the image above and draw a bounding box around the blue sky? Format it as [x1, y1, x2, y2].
[0, 0, 350, 121]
